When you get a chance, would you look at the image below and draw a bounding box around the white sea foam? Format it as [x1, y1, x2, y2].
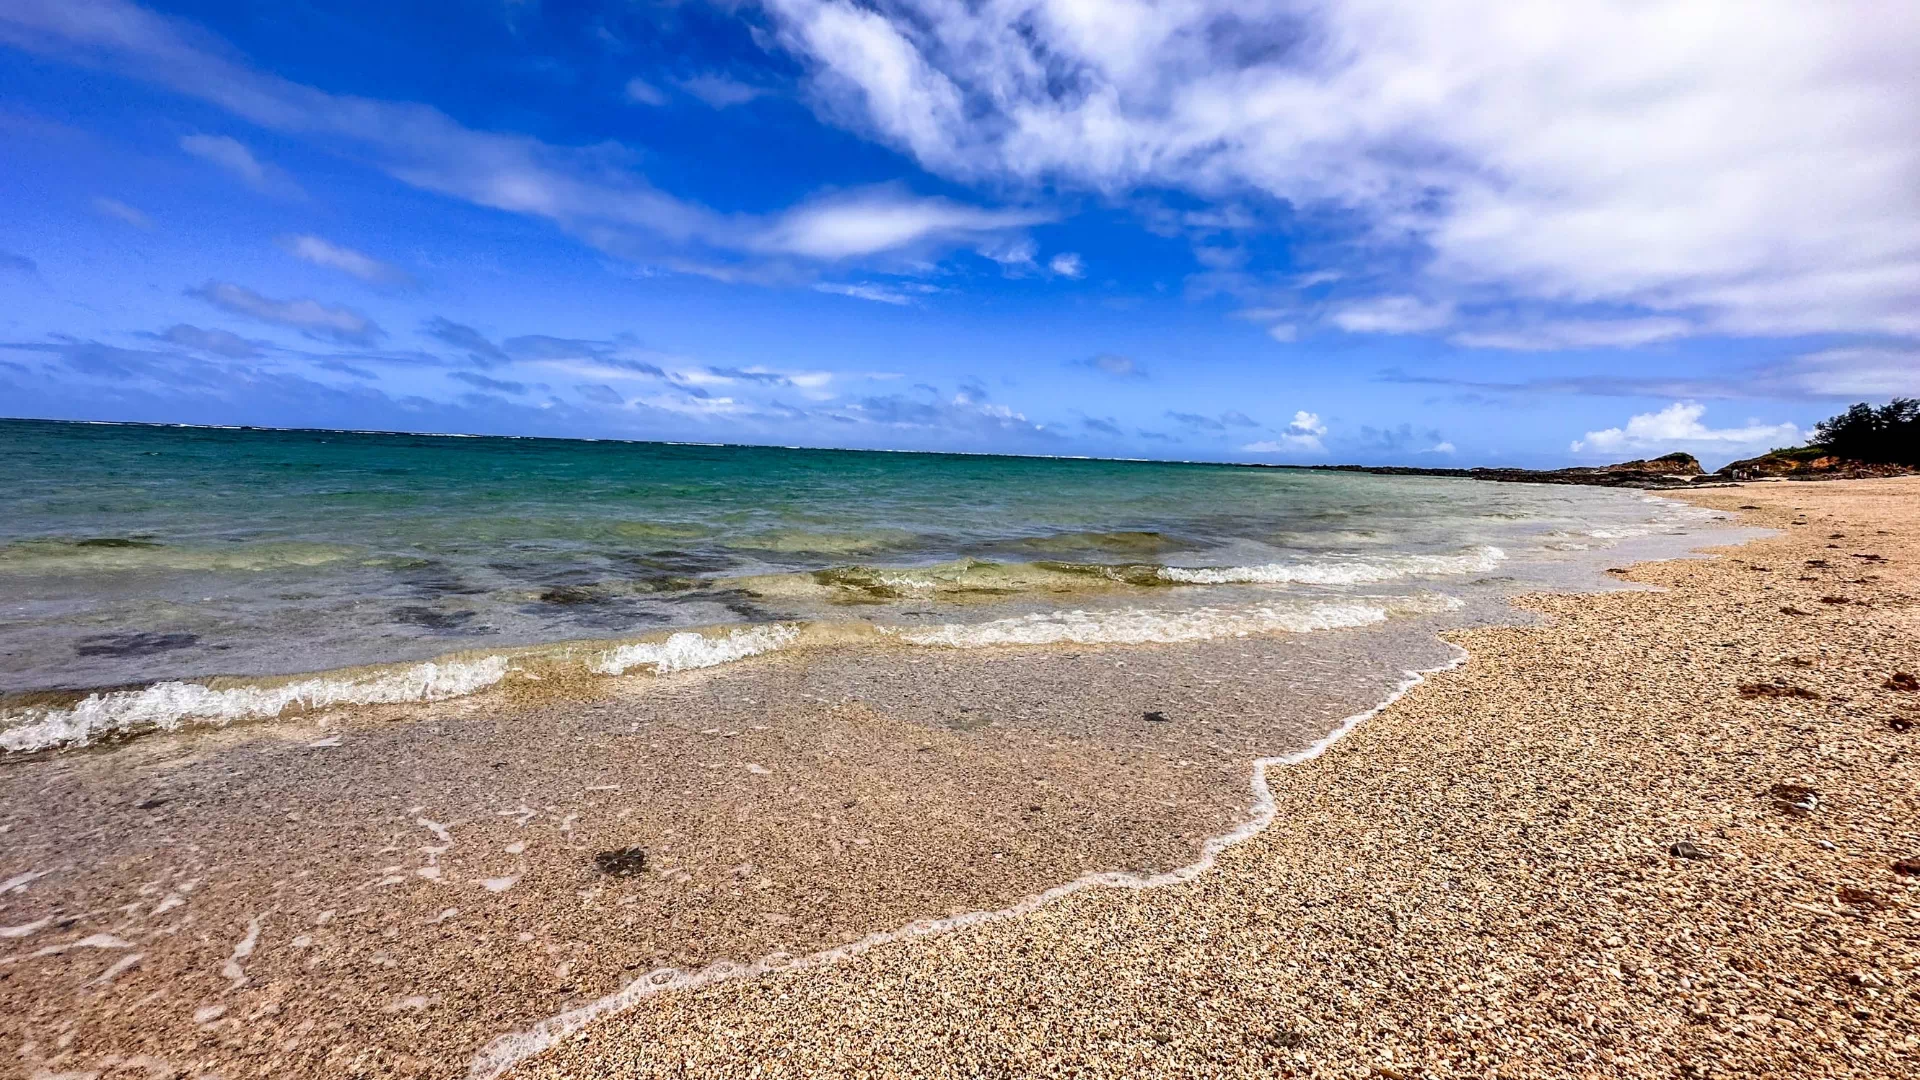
[888, 595, 1460, 649]
[0, 656, 510, 754]
[1156, 545, 1506, 586]
[1, 625, 808, 754]
[590, 625, 799, 676]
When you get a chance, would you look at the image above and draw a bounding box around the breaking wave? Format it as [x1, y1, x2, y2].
[590, 625, 800, 676]
[1157, 545, 1506, 585]
[0, 588, 1468, 755]
[889, 595, 1461, 648]
[0, 656, 511, 754]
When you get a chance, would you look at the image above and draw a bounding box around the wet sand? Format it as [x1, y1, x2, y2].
[501, 478, 1920, 1078]
[0, 616, 1449, 1077]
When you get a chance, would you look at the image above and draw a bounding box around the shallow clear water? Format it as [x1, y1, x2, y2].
[0, 418, 1738, 749]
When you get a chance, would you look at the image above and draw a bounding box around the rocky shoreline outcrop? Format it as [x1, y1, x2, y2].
[1302, 448, 1913, 488]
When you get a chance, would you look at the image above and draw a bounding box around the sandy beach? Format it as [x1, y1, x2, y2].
[5, 477, 1915, 1078]
[505, 478, 1920, 1078]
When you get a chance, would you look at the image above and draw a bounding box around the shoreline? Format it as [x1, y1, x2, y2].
[3, 480, 1910, 1077]
[510, 477, 1920, 1079]
[470, 645, 1473, 1079]
[0, 598, 1463, 1076]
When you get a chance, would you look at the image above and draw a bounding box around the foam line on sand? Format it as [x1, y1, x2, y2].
[467, 642, 1470, 1080]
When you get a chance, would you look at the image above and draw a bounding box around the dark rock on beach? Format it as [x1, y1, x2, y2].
[1737, 682, 1819, 699]
[1765, 783, 1819, 813]
[593, 847, 649, 876]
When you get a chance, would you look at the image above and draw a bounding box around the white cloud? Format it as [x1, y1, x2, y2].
[1244, 410, 1327, 454]
[91, 196, 151, 229]
[762, 0, 1920, 338]
[281, 235, 411, 286]
[2, 1, 723, 244]
[1266, 323, 1298, 343]
[757, 185, 1051, 260]
[676, 74, 769, 109]
[1423, 441, 1456, 454]
[1072, 353, 1144, 379]
[5, 1, 1042, 277]
[158, 323, 260, 358]
[978, 235, 1039, 273]
[188, 281, 381, 345]
[1571, 402, 1800, 455]
[1048, 252, 1084, 278]
[1329, 296, 1453, 335]
[814, 282, 914, 305]
[623, 78, 666, 106]
[179, 133, 301, 196]
[1451, 318, 1694, 351]
[1774, 347, 1920, 399]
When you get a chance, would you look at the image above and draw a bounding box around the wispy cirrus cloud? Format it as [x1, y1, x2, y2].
[449, 371, 528, 395]
[154, 323, 262, 358]
[423, 317, 510, 367]
[1329, 296, 1454, 335]
[1070, 353, 1145, 379]
[1449, 317, 1694, 351]
[91, 196, 150, 229]
[676, 73, 771, 109]
[1166, 410, 1224, 432]
[814, 282, 914, 305]
[755, 185, 1051, 261]
[188, 281, 382, 345]
[282, 235, 412, 286]
[2, 0, 1043, 279]
[179, 133, 302, 197]
[1383, 345, 1920, 403]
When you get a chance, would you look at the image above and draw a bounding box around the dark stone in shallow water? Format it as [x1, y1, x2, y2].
[593, 848, 648, 876]
[390, 606, 478, 632]
[537, 586, 599, 605]
[397, 563, 488, 597]
[75, 631, 199, 657]
[75, 537, 161, 549]
[621, 549, 737, 576]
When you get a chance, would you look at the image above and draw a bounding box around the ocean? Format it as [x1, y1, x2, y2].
[0, 418, 1735, 751]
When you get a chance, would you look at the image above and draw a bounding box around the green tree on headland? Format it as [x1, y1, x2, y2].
[1813, 398, 1919, 466]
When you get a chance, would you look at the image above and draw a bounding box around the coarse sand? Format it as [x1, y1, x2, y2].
[508, 479, 1920, 1079]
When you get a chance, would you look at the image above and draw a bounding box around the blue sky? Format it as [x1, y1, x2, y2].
[2, 0, 1916, 468]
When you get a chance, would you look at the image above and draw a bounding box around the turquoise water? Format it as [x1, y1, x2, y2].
[1, 419, 1729, 747]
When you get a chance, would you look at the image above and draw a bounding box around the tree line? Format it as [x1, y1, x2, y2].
[1812, 398, 1918, 466]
